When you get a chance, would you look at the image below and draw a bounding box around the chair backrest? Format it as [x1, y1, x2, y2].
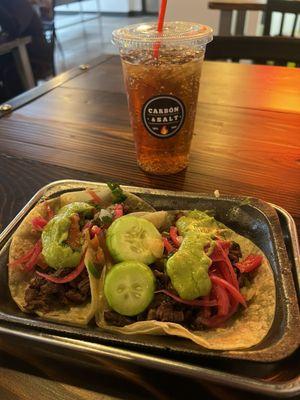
[208, 1, 266, 36]
[263, 0, 300, 37]
[34, 0, 56, 76]
[205, 35, 300, 65]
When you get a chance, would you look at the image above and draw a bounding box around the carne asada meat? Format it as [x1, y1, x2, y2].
[104, 310, 135, 327]
[153, 269, 170, 289]
[103, 240, 253, 330]
[228, 241, 242, 264]
[24, 268, 90, 313]
[152, 302, 185, 323]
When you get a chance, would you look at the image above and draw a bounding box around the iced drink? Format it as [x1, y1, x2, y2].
[113, 22, 213, 175]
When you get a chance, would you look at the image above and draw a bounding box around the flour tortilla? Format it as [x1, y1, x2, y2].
[96, 211, 276, 350]
[8, 187, 154, 326]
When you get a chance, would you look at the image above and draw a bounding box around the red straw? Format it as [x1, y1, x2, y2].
[153, 0, 168, 59]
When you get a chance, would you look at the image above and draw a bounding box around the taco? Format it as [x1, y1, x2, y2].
[8, 184, 154, 325]
[96, 209, 276, 350]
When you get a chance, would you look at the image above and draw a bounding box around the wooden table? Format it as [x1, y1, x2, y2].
[0, 55, 299, 399]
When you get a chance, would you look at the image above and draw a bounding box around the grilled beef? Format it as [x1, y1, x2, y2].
[228, 241, 242, 263]
[104, 310, 135, 327]
[104, 241, 245, 329]
[24, 268, 90, 313]
[153, 303, 185, 323]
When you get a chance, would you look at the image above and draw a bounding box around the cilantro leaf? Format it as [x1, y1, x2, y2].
[107, 182, 127, 204]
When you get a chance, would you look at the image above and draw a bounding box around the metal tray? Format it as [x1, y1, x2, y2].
[0, 318, 299, 398]
[270, 203, 300, 297]
[0, 180, 299, 366]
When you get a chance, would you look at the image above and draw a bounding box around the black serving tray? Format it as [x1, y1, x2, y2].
[0, 180, 299, 366]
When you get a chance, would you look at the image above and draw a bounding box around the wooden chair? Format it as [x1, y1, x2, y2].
[0, 36, 35, 90]
[208, 1, 266, 35]
[31, 0, 56, 76]
[206, 1, 300, 66]
[263, 0, 300, 36]
[30, 0, 65, 76]
[209, 0, 300, 36]
[205, 35, 300, 65]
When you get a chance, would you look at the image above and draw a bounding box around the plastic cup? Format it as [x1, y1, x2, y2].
[113, 22, 213, 175]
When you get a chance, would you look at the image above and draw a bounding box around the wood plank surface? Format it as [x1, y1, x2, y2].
[0, 55, 299, 400]
[0, 107, 299, 224]
[0, 58, 299, 221]
[61, 58, 300, 113]
[0, 323, 255, 400]
[0, 54, 113, 118]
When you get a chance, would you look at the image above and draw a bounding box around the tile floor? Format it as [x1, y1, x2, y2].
[55, 14, 155, 73]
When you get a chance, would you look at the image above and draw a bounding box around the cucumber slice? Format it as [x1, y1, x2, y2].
[106, 216, 163, 264]
[104, 261, 155, 316]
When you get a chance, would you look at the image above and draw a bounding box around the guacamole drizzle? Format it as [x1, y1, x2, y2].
[42, 202, 94, 269]
[166, 211, 218, 301]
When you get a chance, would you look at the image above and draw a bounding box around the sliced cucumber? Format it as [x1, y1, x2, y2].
[106, 216, 163, 264]
[104, 261, 155, 316]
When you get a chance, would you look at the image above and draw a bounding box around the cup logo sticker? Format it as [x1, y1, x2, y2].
[142, 95, 185, 139]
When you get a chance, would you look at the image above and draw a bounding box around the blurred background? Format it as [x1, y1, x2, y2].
[0, 0, 300, 103]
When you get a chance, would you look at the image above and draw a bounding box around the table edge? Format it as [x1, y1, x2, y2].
[0, 54, 114, 118]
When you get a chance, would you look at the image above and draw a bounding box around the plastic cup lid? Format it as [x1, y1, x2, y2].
[112, 21, 213, 48]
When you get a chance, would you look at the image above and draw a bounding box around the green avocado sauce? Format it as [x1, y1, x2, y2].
[42, 202, 94, 269]
[176, 210, 219, 236]
[166, 211, 218, 301]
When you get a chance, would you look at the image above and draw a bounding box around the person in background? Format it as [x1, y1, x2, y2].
[0, 0, 54, 102]
[30, 0, 53, 19]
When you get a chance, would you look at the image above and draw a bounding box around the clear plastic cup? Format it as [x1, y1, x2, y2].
[113, 22, 213, 175]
